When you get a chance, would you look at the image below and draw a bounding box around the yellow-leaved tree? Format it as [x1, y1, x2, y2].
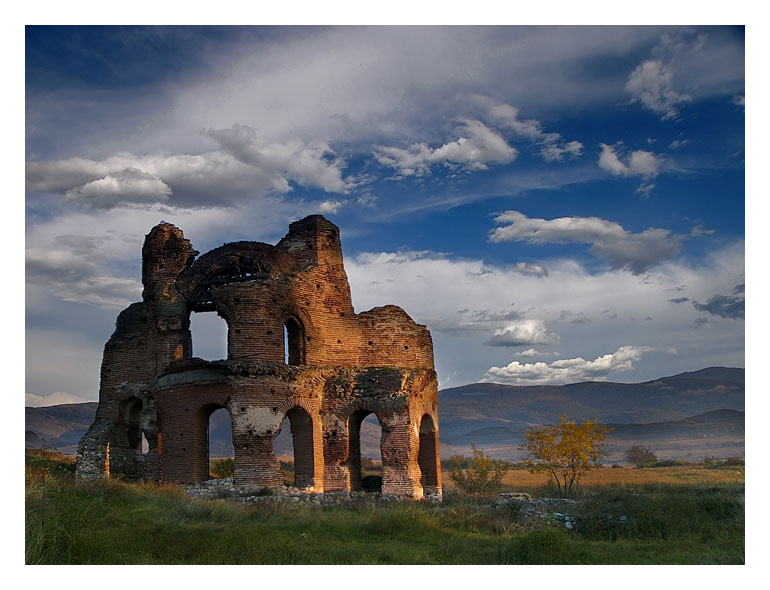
[522, 415, 611, 497]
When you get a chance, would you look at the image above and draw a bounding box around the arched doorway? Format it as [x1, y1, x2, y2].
[347, 410, 383, 491]
[418, 414, 439, 493]
[193, 402, 231, 481]
[208, 407, 234, 478]
[276, 407, 315, 487]
[114, 396, 145, 480]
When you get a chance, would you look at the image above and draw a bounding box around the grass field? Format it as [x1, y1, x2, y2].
[26, 451, 744, 565]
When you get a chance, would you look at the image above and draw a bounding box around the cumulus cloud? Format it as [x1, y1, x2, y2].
[373, 118, 517, 177]
[27, 126, 353, 209]
[490, 210, 684, 274]
[316, 199, 344, 214]
[626, 59, 691, 120]
[483, 345, 653, 385]
[598, 143, 661, 178]
[64, 167, 172, 207]
[480, 99, 583, 162]
[692, 294, 745, 320]
[204, 124, 351, 193]
[486, 319, 560, 347]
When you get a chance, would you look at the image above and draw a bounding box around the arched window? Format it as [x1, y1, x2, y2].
[284, 317, 305, 365]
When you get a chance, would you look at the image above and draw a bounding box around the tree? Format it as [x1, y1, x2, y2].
[449, 443, 509, 495]
[522, 415, 611, 497]
[624, 445, 658, 468]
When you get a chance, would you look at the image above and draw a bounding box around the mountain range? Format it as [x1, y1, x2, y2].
[26, 367, 744, 463]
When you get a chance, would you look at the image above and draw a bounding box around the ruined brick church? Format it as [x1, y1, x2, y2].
[76, 215, 441, 498]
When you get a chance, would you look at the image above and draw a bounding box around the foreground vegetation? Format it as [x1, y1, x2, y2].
[26, 450, 743, 564]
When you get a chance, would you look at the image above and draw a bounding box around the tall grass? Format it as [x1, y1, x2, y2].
[26, 451, 744, 565]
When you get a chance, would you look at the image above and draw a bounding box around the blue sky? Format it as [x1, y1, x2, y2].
[25, 25, 746, 406]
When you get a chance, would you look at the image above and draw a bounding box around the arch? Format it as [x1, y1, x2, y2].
[346, 409, 384, 491]
[418, 414, 440, 492]
[110, 396, 145, 480]
[284, 316, 305, 365]
[280, 406, 315, 488]
[175, 242, 296, 312]
[194, 401, 232, 481]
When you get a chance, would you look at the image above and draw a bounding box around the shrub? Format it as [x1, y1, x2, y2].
[211, 458, 234, 479]
[449, 443, 508, 495]
[522, 416, 611, 497]
[624, 445, 658, 468]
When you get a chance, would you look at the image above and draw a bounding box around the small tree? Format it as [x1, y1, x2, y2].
[449, 443, 508, 495]
[522, 415, 611, 497]
[624, 445, 658, 468]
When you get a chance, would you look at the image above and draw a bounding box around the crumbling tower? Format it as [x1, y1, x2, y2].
[76, 215, 441, 498]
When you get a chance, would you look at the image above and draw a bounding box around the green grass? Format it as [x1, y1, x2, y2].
[26, 453, 744, 564]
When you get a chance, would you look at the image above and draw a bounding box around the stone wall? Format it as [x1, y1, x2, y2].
[76, 215, 441, 499]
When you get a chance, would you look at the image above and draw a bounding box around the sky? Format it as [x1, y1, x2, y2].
[24, 24, 746, 407]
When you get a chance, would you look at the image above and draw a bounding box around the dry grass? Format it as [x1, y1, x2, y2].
[442, 465, 745, 494]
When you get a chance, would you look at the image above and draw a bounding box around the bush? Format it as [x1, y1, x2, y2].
[210, 458, 234, 479]
[611, 463, 622, 469]
[449, 443, 508, 495]
[624, 445, 658, 468]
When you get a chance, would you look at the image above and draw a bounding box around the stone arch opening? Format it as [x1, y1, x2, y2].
[284, 316, 305, 365]
[193, 402, 232, 481]
[347, 410, 383, 491]
[278, 407, 315, 488]
[418, 414, 439, 493]
[189, 311, 228, 361]
[208, 407, 234, 476]
[114, 396, 145, 479]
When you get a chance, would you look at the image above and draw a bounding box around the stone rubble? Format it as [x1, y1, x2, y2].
[182, 477, 442, 506]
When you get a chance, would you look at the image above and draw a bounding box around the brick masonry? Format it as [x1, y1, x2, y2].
[76, 215, 441, 498]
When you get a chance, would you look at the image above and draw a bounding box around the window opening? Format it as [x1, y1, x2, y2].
[189, 311, 228, 361]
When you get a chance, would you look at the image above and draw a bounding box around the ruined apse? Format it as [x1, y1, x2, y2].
[76, 215, 441, 498]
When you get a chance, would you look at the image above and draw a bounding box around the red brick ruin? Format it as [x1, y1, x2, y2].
[76, 215, 441, 498]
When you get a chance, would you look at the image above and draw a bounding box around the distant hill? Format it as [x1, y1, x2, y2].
[26, 367, 744, 462]
[25, 402, 98, 453]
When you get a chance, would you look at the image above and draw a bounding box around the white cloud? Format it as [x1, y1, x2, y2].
[373, 118, 517, 177]
[691, 225, 715, 237]
[27, 126, 353, 209]
[483, 345, 653, 385]
[514, 348, 554, 358]
[204, 124, 352, 193]
[64, 167, 172, 207]
[489, 210, 684, 274]
[317, 199, 344, 214]
[26, 391, 93, 407]
[487, 320, 560, 347]
[345, 240, 744, 385]
[479, 98, 583, 162]
[513, 262, 549, 277]
[626, 59, 691, 120]
[26, 243, 143, 309]
[598, 143, 661, 178]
